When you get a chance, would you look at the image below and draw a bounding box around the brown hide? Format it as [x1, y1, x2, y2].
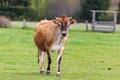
[34, 20, 59, 52]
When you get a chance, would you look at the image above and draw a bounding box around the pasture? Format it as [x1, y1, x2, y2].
[0, 22, 120, 80]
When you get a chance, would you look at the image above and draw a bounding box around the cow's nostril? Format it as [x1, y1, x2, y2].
[62, 33, 67, 36]
[61, 31, 67, 36]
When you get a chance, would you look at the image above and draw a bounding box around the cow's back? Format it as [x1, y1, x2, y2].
[34, 20, 58, 52]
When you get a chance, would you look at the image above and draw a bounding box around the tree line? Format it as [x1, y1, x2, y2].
[1, 0, 120, 22]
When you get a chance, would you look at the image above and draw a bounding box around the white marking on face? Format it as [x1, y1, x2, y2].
[61, 31, 67, 34]
[58, 22, 61, 27]
[67, 21, 70, 26]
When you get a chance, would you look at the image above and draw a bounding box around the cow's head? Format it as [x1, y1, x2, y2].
[53, 15, 76, 37]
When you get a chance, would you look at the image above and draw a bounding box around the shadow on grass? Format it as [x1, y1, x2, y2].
[0, 72, 63, 80]
[10, 72, 56, 77]
[12, 72, 40, 75]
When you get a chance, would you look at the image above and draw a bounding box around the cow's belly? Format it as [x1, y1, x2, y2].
[51, 44, 61, 52]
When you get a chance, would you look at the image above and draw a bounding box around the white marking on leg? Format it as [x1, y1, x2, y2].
[56, 47, 64, 74]
[57, 72, 61, 75]
[40, 51, 45, 72]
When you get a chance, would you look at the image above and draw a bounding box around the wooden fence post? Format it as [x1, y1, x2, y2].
[113, 12, 117, 32]
[92, 11, 96, 31]
[86, 20, 88, 31]
[23, 19, 26, 29]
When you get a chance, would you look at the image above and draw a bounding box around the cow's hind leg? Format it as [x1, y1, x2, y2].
[38, 49, 45, 74]
[46, 51, 52, 75]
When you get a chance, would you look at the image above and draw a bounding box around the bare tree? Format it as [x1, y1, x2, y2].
[48, 0, 80, 17]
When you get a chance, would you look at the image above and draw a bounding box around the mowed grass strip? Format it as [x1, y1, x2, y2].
[0, 23, 120, 80]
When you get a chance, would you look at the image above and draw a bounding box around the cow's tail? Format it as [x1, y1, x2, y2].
[38, 52, 39, 64]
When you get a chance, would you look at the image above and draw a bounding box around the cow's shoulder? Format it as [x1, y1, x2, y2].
[35, 20, 56, 31]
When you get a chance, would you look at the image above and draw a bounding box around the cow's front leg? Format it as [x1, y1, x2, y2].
[38, 50, 45, 74]
[56, 47, 64, 76]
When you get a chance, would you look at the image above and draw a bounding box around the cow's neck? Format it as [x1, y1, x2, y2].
[51, 27, 65, 52]
[54, 28, 63, 44]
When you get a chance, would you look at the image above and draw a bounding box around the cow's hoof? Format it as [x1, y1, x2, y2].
[40, 71, 44, 74]
[46, 71, 50, 75]
[56, 74, 62, 77]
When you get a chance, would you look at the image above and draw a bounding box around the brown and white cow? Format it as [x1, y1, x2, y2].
[34, 15, 76, 76]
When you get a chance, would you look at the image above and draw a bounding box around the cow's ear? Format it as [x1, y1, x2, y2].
[52, 19, 59, 24]
[70, 19, 76, 25]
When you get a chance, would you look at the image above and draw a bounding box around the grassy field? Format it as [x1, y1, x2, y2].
[1, 22, 120, 80]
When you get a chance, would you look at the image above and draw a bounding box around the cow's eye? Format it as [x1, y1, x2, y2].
[58, 23, 61, 27]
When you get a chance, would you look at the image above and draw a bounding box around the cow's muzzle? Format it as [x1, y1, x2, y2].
[61, 31, 67, 36]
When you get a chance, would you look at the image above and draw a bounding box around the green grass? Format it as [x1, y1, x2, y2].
[1, 22, 120, 80]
